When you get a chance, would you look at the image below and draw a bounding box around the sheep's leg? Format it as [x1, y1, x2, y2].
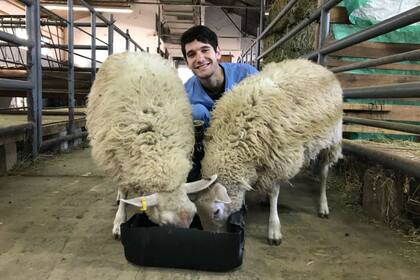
[318, 150, 330, 218]
[268, 184, 282, 245]
[115, 190, 120, 205]
[112, 188, 127, 239]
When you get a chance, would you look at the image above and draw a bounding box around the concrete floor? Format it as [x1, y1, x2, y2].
[0, 147, 419, 279]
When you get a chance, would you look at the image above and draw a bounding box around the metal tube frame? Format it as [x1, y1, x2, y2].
[67, 0, 75, 134]
[305, 6, 420, 60]
[239, 0, 420, 178]
[241, 0, 298, 63]
[256, 0, 342, 61]
[27, 0, 42, 157]
[344, 117, 420, 135]
[343, 140, 420, 179]
[91, 12, 97, 82]
[108, 14, 114, 55]
[331, 49, 420, 73]
[317, 0, 330, 66]
[1, 0, 147, 159]
[343, 82, 420, 99]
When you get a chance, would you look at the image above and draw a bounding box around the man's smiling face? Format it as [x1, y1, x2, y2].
[185, 40, 221, 80]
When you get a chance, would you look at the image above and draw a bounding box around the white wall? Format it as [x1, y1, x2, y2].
[205, 8, 244, 62]
[73, 4, 160, 67]
[177, 66, 194, 83]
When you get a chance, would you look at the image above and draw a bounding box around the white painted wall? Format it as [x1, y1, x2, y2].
[177, 66, 194, 83]
[205, 8, 246, 62]
[73, 4, 160, 67]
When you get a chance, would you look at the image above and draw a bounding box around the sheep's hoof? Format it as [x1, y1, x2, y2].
[318, 213, 329, 219]
[112, 225, 122, 240]
[267, 238, 282, 246]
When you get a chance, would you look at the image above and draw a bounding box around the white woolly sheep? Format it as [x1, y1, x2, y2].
[86, 52, 214, 238]
[193, 59, 343, 245]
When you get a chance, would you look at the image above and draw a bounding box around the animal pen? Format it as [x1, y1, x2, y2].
[238, 0, 420, 228]
[0, 0, 419, 278]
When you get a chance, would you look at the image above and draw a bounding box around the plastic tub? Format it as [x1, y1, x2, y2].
[120, 209, 245, 271]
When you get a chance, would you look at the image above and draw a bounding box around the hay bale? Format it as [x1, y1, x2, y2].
[262, 0, 318, 64]
[362, 165, 404, 225]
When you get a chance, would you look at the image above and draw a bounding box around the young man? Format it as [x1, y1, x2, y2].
[181, 25, 258, 181]
[181, 25, 258, 126]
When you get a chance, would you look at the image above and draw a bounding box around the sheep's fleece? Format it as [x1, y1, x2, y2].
[197, 59, 343, 233]
[86, 52, 195, 196]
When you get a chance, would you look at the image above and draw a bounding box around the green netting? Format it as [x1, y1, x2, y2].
[337, 1, 420, 141]
[333, 0, 420, 47]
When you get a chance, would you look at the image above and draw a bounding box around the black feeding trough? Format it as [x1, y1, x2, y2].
[120, 209, 245, 272]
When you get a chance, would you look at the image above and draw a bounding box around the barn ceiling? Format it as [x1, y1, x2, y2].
[40, 0, 265, 55]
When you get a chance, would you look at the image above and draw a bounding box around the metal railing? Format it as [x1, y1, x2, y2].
[238, 0, 420, 178]
[0, 0, 146, 159]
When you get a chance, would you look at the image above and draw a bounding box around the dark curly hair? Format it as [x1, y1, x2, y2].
[180, 25, 218, 59]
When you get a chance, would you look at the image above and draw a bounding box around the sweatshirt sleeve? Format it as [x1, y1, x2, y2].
[191, 103, 211, 125]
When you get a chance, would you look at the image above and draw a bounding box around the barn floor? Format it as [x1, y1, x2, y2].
[0, 147, 419, 280]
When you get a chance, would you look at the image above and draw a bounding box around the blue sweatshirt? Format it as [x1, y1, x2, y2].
[184, 63, 258, 125]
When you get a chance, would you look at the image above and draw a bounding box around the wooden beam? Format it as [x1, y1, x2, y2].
[328, 57, 420, 72]
[330, 41, 420, 59]
[337, 73, 420, 88]
[330, 7, 350, 24]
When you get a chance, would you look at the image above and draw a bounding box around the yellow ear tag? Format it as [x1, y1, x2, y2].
[139, 197, 147, 212]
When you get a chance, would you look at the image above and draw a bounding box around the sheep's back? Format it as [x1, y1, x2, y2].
[203, 59, 342, 183]
[86, 52, 194, 194]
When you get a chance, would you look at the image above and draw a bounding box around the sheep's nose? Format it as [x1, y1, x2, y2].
[179, 211, 194, 228]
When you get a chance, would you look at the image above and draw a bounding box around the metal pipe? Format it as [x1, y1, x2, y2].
[343, 116, 420, 135]
[67, 0, 75, 134]
[0, 123, 34, 136]
[343, 82, 420, 99]
[126, 29, 130, 50]
[306, 6, 420, 59]
[27, 0, 42, 157]
[331, 49, 420, 73]
[77, 0, 112, 25]
[256, 0, 265, 70]
[0, 20, 107, 27]
[257, 0, 342, 60]
[130, 39, 144, 52]
[108, 14, 114, 55]
[317, 0, 330, 66]
[157, 5, 161, 55]
[343, 139, 420, 179]
[0, 43, 109, 50]
[18, 0, 33, 6]
[0, 31, 33, 47]
[0, 78, 33, 90]
[40, 131, 88, 152]
[256, 27, 261, 69]
[244, 0, 298, 57]
[47, 44, 108, 50]
[131, 1, 260, 9]
[91, 13, 97, 82]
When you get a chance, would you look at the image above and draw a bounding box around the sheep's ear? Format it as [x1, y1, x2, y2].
[120, 193, 158, 210]
[240, 178, 255, 191]
[183, 174, 217, 194]
[212, 183, 231, 204]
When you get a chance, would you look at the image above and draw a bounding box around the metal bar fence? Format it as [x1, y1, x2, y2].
[0, 0, 146, 159]
[26, 0, 42, 157]
[238, 0, 420, 178]
[67, 0, 75, 134]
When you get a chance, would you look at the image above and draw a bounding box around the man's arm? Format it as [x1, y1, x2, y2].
[191, 103, 211, 124]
